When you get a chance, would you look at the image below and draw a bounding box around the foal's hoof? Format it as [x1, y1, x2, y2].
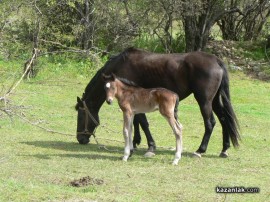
[192, 152, 202, 158]
[122, 156, 128, 161]
[219, 151, 229, 158]
[172, 160, 179, 166]
[172, 162, 178, 166]
[144, 151, 155, 158]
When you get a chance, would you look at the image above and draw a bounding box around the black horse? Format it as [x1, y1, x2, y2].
[75, 47, 240, 157]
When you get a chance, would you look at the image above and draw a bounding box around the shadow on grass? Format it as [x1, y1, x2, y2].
[20, 140, 222, 161]
[20, 140, 122, 153]
[20, 140, 122, 161]
[22, 153, 122, 161]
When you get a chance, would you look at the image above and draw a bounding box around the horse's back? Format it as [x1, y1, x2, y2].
[113, 49, 224, 100]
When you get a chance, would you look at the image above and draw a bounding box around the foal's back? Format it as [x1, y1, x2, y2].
[124, 85, 178, 115]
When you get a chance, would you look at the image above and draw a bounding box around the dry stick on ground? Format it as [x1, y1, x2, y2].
[0, 48, 38, 121]
[4, 48, 38, 98]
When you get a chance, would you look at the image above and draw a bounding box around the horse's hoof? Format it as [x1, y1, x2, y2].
[192, 152, 202, 158]
[219, 152, 228, 158]
[144, 151, 155, 158]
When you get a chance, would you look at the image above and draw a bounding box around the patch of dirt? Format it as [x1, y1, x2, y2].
[70, 176, 104, 187]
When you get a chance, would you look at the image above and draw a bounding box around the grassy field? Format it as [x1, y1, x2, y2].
[0, 62, 269, 202]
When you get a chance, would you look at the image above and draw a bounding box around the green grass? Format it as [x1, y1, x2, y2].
[0, 62, 269, 201]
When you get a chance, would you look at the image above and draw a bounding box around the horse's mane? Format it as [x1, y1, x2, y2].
[82, 47, 145, 100]
[117, 76, 139, 88]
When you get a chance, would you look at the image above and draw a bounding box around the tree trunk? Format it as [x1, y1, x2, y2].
[183, 14, 211, 52]
[266, 35, 270, 49]
[77, 0, 94, 51]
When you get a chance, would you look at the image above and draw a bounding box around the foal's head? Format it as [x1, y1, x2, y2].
[102, 73, 117, 105]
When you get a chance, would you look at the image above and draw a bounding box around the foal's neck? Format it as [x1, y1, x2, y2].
[115, 79, 138, 100]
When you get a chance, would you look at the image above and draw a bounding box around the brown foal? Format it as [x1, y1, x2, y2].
[103, 73, 183, 165]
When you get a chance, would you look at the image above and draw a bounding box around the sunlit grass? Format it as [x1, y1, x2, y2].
[0, 65, 269, 201]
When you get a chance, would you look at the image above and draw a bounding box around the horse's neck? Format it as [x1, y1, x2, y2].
[85, 79, 106, 113]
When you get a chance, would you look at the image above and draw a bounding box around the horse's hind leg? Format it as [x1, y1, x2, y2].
[212, 95, 230, 158]
[193, 100, 216, 158]
[133, 114, 141, 149]
[138, 114, 156, 153]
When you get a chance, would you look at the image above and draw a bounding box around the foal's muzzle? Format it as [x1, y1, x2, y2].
[106, 98, 113, 105]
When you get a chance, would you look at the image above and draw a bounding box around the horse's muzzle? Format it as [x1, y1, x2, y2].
[76, 133, 91, 144]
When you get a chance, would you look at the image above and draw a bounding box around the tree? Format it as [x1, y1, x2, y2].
[181, 0, 239, 52]
[218, 0, 270, 41]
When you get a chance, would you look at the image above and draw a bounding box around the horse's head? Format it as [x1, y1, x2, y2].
[102, 73, 117, 105]
[75, 96, 99, 144]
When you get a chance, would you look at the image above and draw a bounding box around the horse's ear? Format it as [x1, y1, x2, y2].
[102, 73, 110, 81]
[102, 73, 115, 81]
[77, 96, 82, 104]
[75, 97, 82, 110]
[102, 73, 106, 81]
[111, 73, 116, 81]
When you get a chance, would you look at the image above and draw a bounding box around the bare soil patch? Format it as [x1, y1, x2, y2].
[70, 176, 104, 187]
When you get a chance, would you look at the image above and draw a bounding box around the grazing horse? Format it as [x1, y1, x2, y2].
[75, 47, 240, 158]
[103, 73, 183, 165]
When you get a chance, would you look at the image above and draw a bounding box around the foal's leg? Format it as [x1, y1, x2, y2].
[161, 104, 183, 165]
[129, 115, 134, 157]
[122, 112, 134, 161]
[167, 116, 183, 165]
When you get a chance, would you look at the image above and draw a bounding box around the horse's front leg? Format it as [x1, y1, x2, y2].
[122, 112, 134, 161]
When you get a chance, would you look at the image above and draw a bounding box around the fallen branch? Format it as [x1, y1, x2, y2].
[15, 113, 74, 137]
[5, 48, 38, 98]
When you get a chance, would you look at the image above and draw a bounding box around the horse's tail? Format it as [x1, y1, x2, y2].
[174, 95, 179, 120]
[214, 59, 241, 148]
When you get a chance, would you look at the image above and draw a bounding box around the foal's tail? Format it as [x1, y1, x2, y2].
[214, 59, 241, 148]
